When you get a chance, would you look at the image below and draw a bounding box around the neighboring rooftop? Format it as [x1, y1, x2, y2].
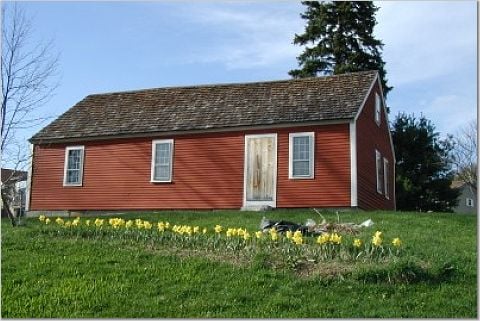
[1, 168, 27, 184]
[30, 70, 378, 143]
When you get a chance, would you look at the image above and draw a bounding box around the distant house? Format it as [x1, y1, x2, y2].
[1, 168, 28, 217]
[452, 181, 477, 214]
[27, 70, 395, 214]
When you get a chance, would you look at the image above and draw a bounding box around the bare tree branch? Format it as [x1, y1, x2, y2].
[1, 3, 59, 151]
[452, 120, 477, 189]
[1, 3, 60, 226]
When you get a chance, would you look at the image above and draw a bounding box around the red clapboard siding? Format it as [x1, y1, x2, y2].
[30, 124, 352, 211]
[356, 81, 395, 210]
[30, 132, 245, 210]
[277, 124, 351, 208]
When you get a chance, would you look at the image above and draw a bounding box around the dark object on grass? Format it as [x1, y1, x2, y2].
[260, 217, 310, 235]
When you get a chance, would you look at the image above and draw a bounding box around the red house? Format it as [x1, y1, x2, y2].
[27, 70, 395, 214]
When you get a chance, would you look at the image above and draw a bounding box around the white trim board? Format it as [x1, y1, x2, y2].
[349, 122, 358, 207]
[25, 143, 34, 211]
[63, 145, 85, 187]
[288, 132, 315, 180]
[150, 139, 174, 183]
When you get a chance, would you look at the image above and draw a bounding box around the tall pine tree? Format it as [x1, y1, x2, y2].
[290, 1, 392, 98]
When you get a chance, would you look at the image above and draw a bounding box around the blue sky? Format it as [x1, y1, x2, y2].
[14, 1, 478, 144]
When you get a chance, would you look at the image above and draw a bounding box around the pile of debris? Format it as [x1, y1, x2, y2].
[260, 209, 374, 236]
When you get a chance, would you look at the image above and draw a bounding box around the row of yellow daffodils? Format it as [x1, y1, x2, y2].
[38, 215, 403, 249]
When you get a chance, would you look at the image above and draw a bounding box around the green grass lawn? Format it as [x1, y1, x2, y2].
[1, 210, 477, 318]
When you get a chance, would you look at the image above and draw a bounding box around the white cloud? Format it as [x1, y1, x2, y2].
[179, 4, 304, 69]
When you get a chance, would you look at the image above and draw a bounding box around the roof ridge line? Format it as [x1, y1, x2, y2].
[87, 70, 379, 97]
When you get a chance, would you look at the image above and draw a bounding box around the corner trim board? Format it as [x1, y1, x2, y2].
[25, 143, 34, 212]
[349, 121, 358, 207]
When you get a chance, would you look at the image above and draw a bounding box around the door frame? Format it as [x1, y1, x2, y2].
[243, 133, 278, 208]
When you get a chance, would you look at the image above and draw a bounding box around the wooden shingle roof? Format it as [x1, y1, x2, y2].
[30, 70, 378, 144]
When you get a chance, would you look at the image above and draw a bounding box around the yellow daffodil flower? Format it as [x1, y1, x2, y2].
[157, 222, 165, 232]
[292, 235, 303, 245]
[125, 220, 133, 228]
[353, 238, 362, 248]
[45, 218, 51, 224]
[71, 218, 80, 227]
[135, 219, 144, 229]
[85, 220, 91, 226]
[94, 218, 104, 227]
[55, 218, 64, 226]
[372, 235, 382, 247]
[255, 231, 263, 239]
[65, 221, 71, 228]
[202, 227, 207, 234]
[293, 231, 302, 238]
[214, 225, 223, 234]
[193, 226, 200, 234]
[243, 231, 251, 240]
[317, 233, 329, 245]
[39, 215, 46, 222]
[270, 228, 279, 241]
[392, 237, 402, 247]
[330, 233, 342, 244]
[143, 221, 152, 230]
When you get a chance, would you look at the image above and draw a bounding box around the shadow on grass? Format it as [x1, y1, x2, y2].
[354, 258, 458, 284]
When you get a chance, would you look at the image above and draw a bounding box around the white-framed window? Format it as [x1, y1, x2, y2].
[375, 93, 381, 126]
[151, 139, 174, 182]
[63, 146, 85, 186]
[466, 198, 474, 207]
[383, 157, 389, 199]
[376, 149, 383, 194]
[289, 132, 314, 179]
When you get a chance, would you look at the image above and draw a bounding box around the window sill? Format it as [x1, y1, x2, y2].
[289, 176, 315, 180]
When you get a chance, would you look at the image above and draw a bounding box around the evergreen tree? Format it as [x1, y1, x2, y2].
[289, 1, 392, 98]
[392, 113, 460, 212]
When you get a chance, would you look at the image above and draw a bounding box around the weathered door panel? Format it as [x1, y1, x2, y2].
[244, 134, 277, 206]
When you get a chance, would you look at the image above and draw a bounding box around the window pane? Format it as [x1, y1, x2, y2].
[375, 93, 381, 124]
[291, 134, 313, 178]
[67, 169, 79, 184]
[293, 160, 309, 176]
[154, 142, 172, 181]
[155, 165, 170, 180]
[65, 148, 83, 185]
[384, 161, 389, 198]
[156, 143, 170, 165]
[68, 149, 81, 170]
[293, 136, 310, 161]
[376, 151, 382, 193]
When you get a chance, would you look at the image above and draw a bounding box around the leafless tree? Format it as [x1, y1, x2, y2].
[1, 3, 59, 226]
[452, 120, 477, 189]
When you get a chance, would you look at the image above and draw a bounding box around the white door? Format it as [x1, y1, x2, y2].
[244, 134, 277, 207]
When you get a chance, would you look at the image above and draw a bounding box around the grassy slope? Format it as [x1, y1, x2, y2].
[1, 210, 477, 318]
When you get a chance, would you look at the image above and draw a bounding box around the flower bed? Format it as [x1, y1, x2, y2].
[38, 215, 404, 264]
